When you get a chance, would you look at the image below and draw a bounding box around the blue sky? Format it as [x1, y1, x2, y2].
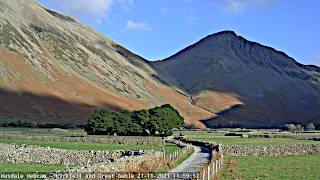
[38, 0, 320, 66]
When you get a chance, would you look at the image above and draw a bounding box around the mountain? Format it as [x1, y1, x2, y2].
[151, 31, 320, 128]
[0, 0, 211, 127]
[1, 0, 319, 128]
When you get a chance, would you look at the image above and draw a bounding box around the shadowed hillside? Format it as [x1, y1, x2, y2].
[151, 31, 320, 128]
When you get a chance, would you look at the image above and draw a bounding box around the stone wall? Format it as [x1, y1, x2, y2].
[53, 152, 163, 175]
[0, 143, 130, 166]
[0, 134, 164, 145]
[223, 144, 320, 156]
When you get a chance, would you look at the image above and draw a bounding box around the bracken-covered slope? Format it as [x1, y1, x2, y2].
[0, 0, 212, 127]
[1, 0, 319, 128]
[151, 31, 320, 128]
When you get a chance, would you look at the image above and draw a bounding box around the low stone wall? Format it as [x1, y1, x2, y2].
[223, 144, 320, 156]
[53, 152, 163, 175]
[0, 134, 164, 145]
[0, 143, 126, 166]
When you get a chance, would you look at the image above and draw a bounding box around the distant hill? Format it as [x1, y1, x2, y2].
[0, 0, 319, 128]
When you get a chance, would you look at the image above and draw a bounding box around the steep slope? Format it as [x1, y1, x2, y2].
[0, 0, 212, 126]
[152, 31, 320, 128]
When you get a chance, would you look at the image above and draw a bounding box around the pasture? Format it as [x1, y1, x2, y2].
[0, 163, 67, 173]
[0, 138, 180, 154]
[220, 155, 320, 180]
[186, 133, 320, 146]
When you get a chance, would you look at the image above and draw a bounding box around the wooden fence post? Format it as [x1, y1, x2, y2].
[207, 165, 210, 180]
[212, 162, 215, 177]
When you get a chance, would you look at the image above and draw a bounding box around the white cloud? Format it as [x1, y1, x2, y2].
[61, 0, 113, 20]
[49, 0, 135, 23]
[125, 20, 152, 31]
[212, 0, 277, 14]
[116, 0, 135, 10]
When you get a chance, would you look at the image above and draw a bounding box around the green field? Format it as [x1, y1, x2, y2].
[187, 135, 320, 146]
[0, 139, 180, 154]
[0, 127, 87, 136]
[0, 163, 66, 172]
[220, 155, 320, 180]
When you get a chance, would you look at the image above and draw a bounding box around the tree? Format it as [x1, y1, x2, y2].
[147, 104, 184, 136]
[112, 111, 143, 135]
[285, 124, 297, 133]
[85, 104, 184, 136]
[132, 109, 151, 135]
[296, 124, 304, 133]
[85, 109, 115, 135]
[305, 123, 316, 131]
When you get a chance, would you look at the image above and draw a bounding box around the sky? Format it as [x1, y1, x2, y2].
[37, 0, 320, 66]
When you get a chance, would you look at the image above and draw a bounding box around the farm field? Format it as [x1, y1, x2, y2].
[0, 163, 67, 173]
[0, 139, 180, 154]
[0, 127, 87, 136]
[220, 155, 320, 180]
[186, 134, 320, 146]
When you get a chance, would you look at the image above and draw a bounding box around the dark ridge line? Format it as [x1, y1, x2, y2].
[152, 30, 320, 71]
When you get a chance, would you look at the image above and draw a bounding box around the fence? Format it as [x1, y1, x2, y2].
[198, 148, 224, 180]
[174, 136, 224, 180]
[163, 138, 194, 163]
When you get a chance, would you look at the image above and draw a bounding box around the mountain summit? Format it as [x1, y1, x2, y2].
[152, 31, 320, 127]
[1, 0, 319, 128]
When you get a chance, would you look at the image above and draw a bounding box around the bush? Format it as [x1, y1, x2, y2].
[85, 104, 184, 136]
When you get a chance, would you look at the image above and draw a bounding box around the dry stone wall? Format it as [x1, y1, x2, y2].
[0, 134, 164, 145]
[223, 144, 320, 156]
[0, 143, 130, 166]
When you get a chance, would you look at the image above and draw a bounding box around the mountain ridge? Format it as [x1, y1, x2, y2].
[1, 0, 319, 128]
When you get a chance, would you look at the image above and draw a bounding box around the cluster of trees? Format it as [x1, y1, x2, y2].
[285, 123, 316, 133]
[85, 104, 184, 136]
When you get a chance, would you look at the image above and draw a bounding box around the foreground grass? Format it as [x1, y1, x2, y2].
[0, 163, 66, 173]
[187, 135, 320, 146]
[220, 155, 320, 180]
[0, 139, 180, 154]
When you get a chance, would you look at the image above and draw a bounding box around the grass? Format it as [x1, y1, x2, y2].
[220, 155, 320, 180]
[0, 127, 87, 136]
[0, 139, 180, 154]
[0, 163, 66, 173]
[187, 135, 320, 146]
[157, 148, 194, 173]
